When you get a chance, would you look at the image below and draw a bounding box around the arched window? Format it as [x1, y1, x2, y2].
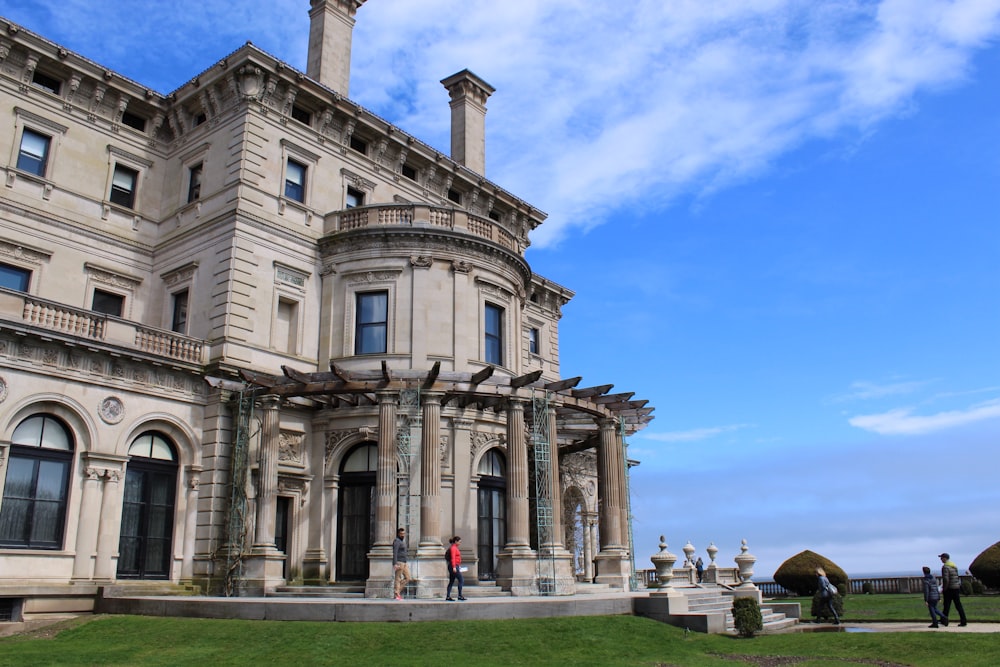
[337, 442, 377, 580]
[477, 448, 506, 581]
[0, 414, 74, 549]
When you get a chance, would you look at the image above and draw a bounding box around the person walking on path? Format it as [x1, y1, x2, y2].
[446, 536, 466, 601]
[939, 553, 968, 627]
[922, 566, 947, 628]
[816, 567, 840, 625]
[392, 527, 410, 600]
[695, 557, 704, 583]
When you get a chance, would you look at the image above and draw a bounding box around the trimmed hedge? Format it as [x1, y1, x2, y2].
[970, 541, 1000, 590]
[774, 550, 849, 596]
[733, 596, 763, 638]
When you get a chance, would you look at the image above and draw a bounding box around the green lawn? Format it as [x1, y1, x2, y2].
[1, 607, 998, 667]
[780, 592, 1000, 622]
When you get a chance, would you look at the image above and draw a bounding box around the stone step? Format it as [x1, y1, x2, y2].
[101, 583, 200, 597]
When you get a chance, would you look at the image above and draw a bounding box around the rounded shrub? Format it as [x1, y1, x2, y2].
[970, 540, 1000, 590]
[732, 596, 763, 638]
[773, 550, 849, 596]
[810, 589, 844, 621]
[861, 582, 874, 595]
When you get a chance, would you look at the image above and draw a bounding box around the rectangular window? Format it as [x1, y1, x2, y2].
[529, 327, 540, 355]
[346, 187, 364, 208]
[355, 291, 388, 355]
[349, 135, 368, 155]
[110, 164, 138, 208]
[0, 263, 31, 292]
[285, 159, 306, 202]
[0, 452, 71, 549]
[447, 188, 462, 204]
[401, 163, 417, 181]
[291, 105, 312, 125]
[171, 289, 189, 333]
[92, 289, 124, 317]
[31, 71, 61, 95]
[17, 129, 50, 177]
[187, 163, 203, 203]
[121, 111, 147, 132]
[485, 303, 504, 366]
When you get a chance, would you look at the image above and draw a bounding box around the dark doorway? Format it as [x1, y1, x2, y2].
[337, 442, 377, 581]
[476, 448, 506, 581]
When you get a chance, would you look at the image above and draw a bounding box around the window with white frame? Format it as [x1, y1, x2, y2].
[284, 159, 306, 202]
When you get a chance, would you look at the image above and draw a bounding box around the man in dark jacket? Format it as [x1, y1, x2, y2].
[939, 552, 968, 627]
[392, 528, 409, 600]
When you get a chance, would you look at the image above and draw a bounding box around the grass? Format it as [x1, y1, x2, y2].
[0, 602, 998, 667]
[782, 592, 1000, 622]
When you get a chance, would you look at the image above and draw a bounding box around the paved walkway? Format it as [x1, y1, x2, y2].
[793, 620, 1000, 633]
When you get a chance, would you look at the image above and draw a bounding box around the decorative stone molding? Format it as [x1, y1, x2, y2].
[344, 269, 402, 285]
[278, 430, 304, 464]
[470, 430, 506, 464]
[275, 263, 308, 289]
[106, 144, 154, 169]
[340, 168, 376, 192]
[0, 375, 6, 403]
[409, 255, 432, 269]
[84, 262, 143, 289]
[98, 396, 124, 424]
[161, 262, 198, 287]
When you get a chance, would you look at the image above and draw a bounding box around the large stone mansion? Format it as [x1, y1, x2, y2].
[0, 1, 653, 611]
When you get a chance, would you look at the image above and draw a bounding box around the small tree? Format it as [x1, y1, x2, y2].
[732, 596, 763, 638]
[970, 541, 1000, 590]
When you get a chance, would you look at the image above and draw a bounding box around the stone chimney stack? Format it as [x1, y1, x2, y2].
[441, 70, 495, 176]
[307, 0, 366, 95]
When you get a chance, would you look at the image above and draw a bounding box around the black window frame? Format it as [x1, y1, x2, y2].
[485, 303, 504, 366]
[0, 262, 31, 292]
[16, 128, 51, 177]
[187, 163, 203, 203]
[92, 289, 125, 317]
[346, 186, 364, 208]
[284, 159, 306, 202]
[171, 289, 189, 334]
[110, 163, 139, 209]
[354, 290, 388, 355]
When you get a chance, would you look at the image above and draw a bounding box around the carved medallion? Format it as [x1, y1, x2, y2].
[99, 396, 125, 424]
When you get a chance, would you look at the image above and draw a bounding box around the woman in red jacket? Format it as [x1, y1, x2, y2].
[446, 536, 466, 601]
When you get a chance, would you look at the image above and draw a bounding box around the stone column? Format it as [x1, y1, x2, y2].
[180, 468, 201, 582]
[416, 393, 447, 597]
[546, 407, 563, 547]
[71, 466, 104, 581]
[366, 391, 397, 597]
[93, 469, 122, 581]
[497, 397, 536, 594]
[594, 418, 627, 589]
[253, 396, 281, 548]
[303, 424, 329, 584]
[244, 396, 285, 594]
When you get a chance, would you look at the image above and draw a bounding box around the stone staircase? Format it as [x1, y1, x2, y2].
[680, 585, 798, 633]
[270, 581, 511, 599]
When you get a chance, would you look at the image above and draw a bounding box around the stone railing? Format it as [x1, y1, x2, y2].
[325, 203, 523, 253]
[757, 575, 978, 597]
[1, 290, 205, 365]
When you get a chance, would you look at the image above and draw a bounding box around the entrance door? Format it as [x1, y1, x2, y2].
[275, 496, 290, 579]
[117, 433, 177, 580]
[336, 442, 377, 581]
[476, 448, 506, 581]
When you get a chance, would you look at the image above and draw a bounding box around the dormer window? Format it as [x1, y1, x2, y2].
[447, 188, 462, 204]
[401, 164, 417, 181]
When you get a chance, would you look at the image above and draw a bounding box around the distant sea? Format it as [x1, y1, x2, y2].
[756, 571, 923, 583]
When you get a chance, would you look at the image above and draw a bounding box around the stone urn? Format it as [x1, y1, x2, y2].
[682, 540, 696, 568]
[706, 541, 718, 568]
[649, 535, 677, 588]
[734, 538, 757, 588]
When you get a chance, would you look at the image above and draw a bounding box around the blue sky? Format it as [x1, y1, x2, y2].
[7, 0, 998, 578]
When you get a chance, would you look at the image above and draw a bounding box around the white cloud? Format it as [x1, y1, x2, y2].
[830, 378, 932, 403]
[640, 423, 753, 443]
[849, 398, 1000, 435]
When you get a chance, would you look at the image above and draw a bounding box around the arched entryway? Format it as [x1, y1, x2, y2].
[117, 432, 178, 579]
[337, 441, 376, 581]
[476, 448, 506, 581]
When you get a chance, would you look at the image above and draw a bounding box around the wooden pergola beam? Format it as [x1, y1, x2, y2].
[329, 362, 352, 383]
[423, 361, 441, 388]
[471, 365, 495, 385]
[571, 384, 613, 398]
[593, 392, 635, 404]
[544, 376, 581, 392]
[510, 369, 543, 389]
[381, 360, 391, 383]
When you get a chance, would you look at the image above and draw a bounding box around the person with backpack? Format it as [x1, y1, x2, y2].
[816, 567, 840, 625]
[446, 536, 466, 601]
[922, 565, 946, 628]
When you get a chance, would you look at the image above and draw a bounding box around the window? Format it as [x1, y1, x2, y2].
[16, 129, 50, 177]
[92, 289, 124, 317]
[31, 71, 61, 95]
[171, 289, 189, 333]
[0, 415, 73, 550]
[187, 163, 203, 203]
[122, 111, 147, 132]
[355, 291, 387, 355]
[0, 263, 31, 292]
[349, 135, 368, 155]
[485, 303, 504, 365]
[529, 327, 540, 355]
[291, 105, 311, 125]
[346, 187, 364, 208]
[401, 163, 417, 181]
[488, 210, 501, 222]
[110, 164, 138, 208]
[193, 112, 207, 127]
[447, 188, 462, 204]
[285, 159, 306, 202]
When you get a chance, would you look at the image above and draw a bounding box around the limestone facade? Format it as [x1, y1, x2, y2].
[0, 4, 652, 602]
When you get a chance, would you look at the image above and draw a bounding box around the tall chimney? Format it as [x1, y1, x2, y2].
[441, 69, 495, 176]
[307, 0, 366, 95]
